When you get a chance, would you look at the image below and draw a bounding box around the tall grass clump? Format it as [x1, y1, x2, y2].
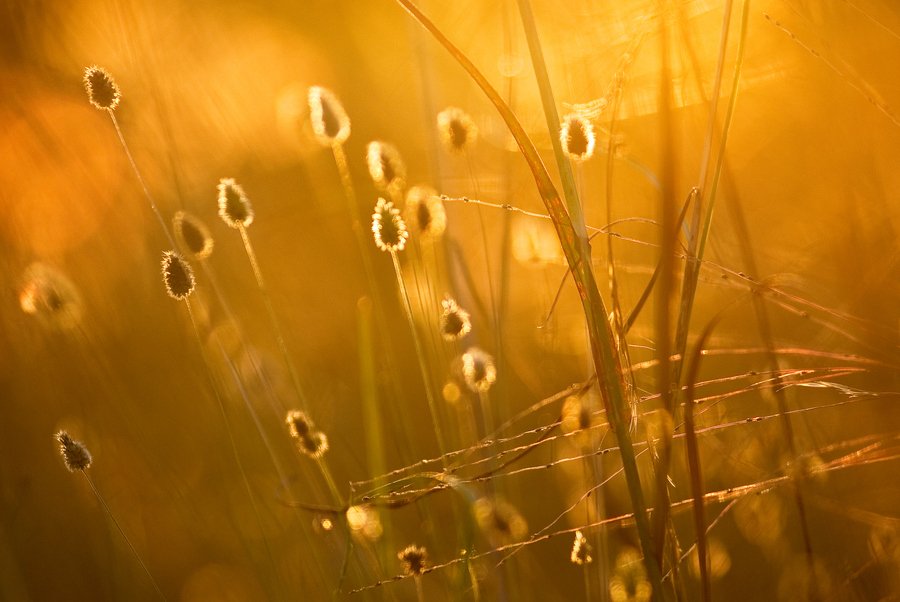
[5, 1, 900, 601]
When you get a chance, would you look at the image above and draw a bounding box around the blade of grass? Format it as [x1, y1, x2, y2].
[390, 1, 662, 597]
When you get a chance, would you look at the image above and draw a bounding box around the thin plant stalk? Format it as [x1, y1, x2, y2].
[389, 249, 448, 464]
[414, 576, 425, 602]
[233, 224, 344, 504]
[82, 471, 167, 601]
[183, 299, 284, 600]
[106, 111, 176, 249]
[236, 223, 309, 410]
[331, 142, 422, 468]
[391, 1, 662, 596]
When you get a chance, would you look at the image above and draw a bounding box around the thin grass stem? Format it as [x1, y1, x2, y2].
[106, 111, 176, 249]
[236, 223, 308, 410]
[183, 298, 283, 600]
[82, 471, 167, 601]
[389, 250, 448, 464]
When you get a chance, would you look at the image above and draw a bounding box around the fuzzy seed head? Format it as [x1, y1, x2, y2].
[286, 410, 329, 458]
[571, 530, 593, 565]
[366, 141, 406, 192]
[308, 86, 351, 146]
[83, 66, 120, 110]
[474, 497, 527, 545]
[372, 198, 408, 252]
[217, 178, 254, 229]
[439, 297, 471, 341]
[296, 431, 329, 459]
[19, 263, 83, 330]
[286, 410, 314, 439]
[173, 211, 214, 260]
[404, 185, 446, 241]
[161, 251, 195, 300]
[462, 347, 496, 393]
[398, 545, 428, 576]
[437, 107, 478, 153]
[560, 113, 595, 161]
[55, 431, 92, 472]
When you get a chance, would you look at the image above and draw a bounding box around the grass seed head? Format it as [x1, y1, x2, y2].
[462, 347, 496, 393]
[398, 544, 428, 576]
[372, 198, 408, 252]
[296, 431, 329, 459]
[217, 178, 254, 229]
[286, 410, 328, 458]
[173, 211, 214, 260]
[308, 86, 350, 146]
[83, 66, 120, 110]
[286, 410, 315, 438]
[366, 141, 406, 192]
[571, 530, 593, 565]
[439, 297, 471, 341]
[19, 263, 83, 330]
[161, 251, 195, 300]
[474, 496, 527, 545]
[437, 107, 478, 153]
[55, 431, 92, 472]
[404, 185, 446, 241]
[560, 113, 595, 161]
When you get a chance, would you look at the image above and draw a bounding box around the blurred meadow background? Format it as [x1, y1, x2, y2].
[1, 0, 900, 600]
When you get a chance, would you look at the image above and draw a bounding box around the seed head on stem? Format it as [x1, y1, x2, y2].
[83, 66, 120, 111]
[308, 86, 351, 146]
[437, 107, 478, 154]
[560, 113, 595, 161]
[372, 198, 409, 252]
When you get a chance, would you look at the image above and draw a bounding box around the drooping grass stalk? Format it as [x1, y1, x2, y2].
[56, 431, 167, 601]
[390, 249, 449, 463]
[390, 2, 662, 597]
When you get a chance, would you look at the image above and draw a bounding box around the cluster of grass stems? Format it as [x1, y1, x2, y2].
[28, 1, 900, 601]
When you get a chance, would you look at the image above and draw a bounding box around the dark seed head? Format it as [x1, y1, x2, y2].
[560, 114, 595, 161]
[398, 545, 428, 576]
[173, 211, 214, 260]
[217, 178, 254, 229]
[161, 251, 195, 300]
[83, 66, 120, 110]
[55, 431, 92, 472]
